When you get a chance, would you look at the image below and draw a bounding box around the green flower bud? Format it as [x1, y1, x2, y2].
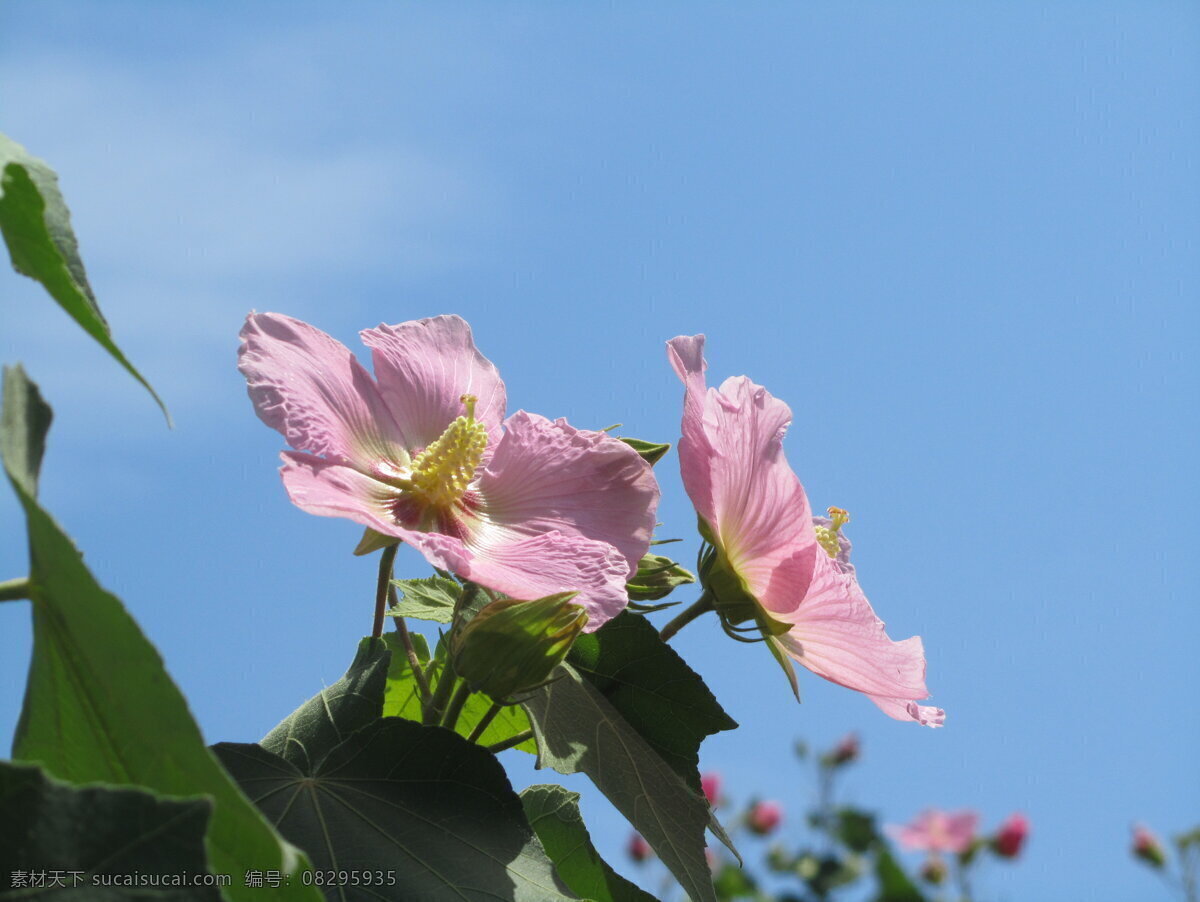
[451, 592, 587, 701]
[626, 554, 696, 601]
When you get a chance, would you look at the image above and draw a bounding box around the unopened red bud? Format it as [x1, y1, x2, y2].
[747, 800, 784, 835]
[1132, 825, 1166, 869]
[991, 812, 1029, 859]
[831, 732, 860, 766]
[701, 772, 722, 807]
[628, 833, 652, 863]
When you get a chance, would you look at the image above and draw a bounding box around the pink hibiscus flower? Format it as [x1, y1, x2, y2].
[239, 313, 659, 628]
[887, 809, 979, 854]
[666, 334, 943, 725]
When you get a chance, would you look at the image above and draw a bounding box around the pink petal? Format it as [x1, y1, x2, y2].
[868, 695, 946, 728]
[668, 335, 815, 616]
[772, 553, 936, 711]
[239, 313, 408, 471]
[475, 411, 659, 573]
[360, 315, 507, 453]
[279, 452, 630, 629]
[279, 451, 406, 535]
[413, 530, 632, 631]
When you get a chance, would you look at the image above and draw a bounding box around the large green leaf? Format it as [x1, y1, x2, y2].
[1, 367, 319, 902]
[262, 637, 390, 771]
[382, 632, 537, 753]
[520, 784, 656, 902]
[0, 761, 217, 900]
[568, 611, 736, 792]
[0, 133, 167, 420]
[215, 719, 578, 902]
[522, 662, 722, 902]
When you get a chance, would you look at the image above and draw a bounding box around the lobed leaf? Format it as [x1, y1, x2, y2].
[522, 662, 725, 902]
[520, 784, 656, 902]
[387, 576, 462, 623]
[215, 718, 578, 902]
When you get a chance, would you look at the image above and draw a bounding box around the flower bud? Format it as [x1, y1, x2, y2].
[991, 812, 1029, 859]
[1132, 825, 1166, 869]
[627, 553, 696, 601]
[919, 856, 947, 885]
[701, 772, 723, 807]
[824, 732, 860, 767]
[451, 592, 587, 701]
[627, 833, 652, 863]
[747, 800, 784, 835]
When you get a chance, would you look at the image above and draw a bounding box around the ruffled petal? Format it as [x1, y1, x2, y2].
[278, 452, 629, 630]
[474, 411, 659, 573]
[361, 315, 507, 453]
[407, 530, 631, 631]
[239, 313, 409, 470]
[773, 553, 940, 722]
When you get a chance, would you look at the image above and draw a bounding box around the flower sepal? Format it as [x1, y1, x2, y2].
[354, 527, 400, 556]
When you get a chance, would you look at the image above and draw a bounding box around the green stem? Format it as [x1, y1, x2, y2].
[485, 730, 533, 754]
[659, 590, 715, 642]
[390, 582, 433, 709]
[441, 681, 473, 732]
[371, 544, 399, 639]
[426, 660, 458, 726]
[0, 577, 31, 602]
[466, 701, 504, 744]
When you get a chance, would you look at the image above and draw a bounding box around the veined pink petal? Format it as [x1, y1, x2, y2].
[475, 411, 659, 573]
[239, 314, 408, 471]
[361, 315, 507, 453]
[868, 695, 947, 728]
[772, 552, 932, 705]
[280, 451, 630, 629]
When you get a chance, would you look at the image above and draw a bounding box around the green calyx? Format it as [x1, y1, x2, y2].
[696, 518, 790, 638]
[451, 592, 588, 702]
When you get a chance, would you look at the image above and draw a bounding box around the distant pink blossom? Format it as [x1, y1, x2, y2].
[701, 772, 723, 807]
[747, 800, 784, 835]
[666, 334, 943, 725]
[628, 833, 652, 863]
[887, 809, 979, 854]
[992, 812, 1030, 859]
[240, 313, 659, 628]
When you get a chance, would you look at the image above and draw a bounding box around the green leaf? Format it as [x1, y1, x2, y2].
[1, 364, 51, 497]
[0, 761, 217, 900]
[520, 784, 656, 902]
[387, 576, 462, 623]
[215, 719, 578, 902]
[261, 637, 390, 771]
[836, 807, 879, 854]
[1, 367, 319, 902]
[618, 437, 671, 466]
[568, 611, 736, 793]
[382, 632, 536, 752]
[873, 848, 926, 902]
[522, 661, 724, 902]
[0, 132, 167, 421]
[626, 554, 696, 602]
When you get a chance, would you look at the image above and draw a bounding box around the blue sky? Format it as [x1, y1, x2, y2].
[2, 3, 1197, 899]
